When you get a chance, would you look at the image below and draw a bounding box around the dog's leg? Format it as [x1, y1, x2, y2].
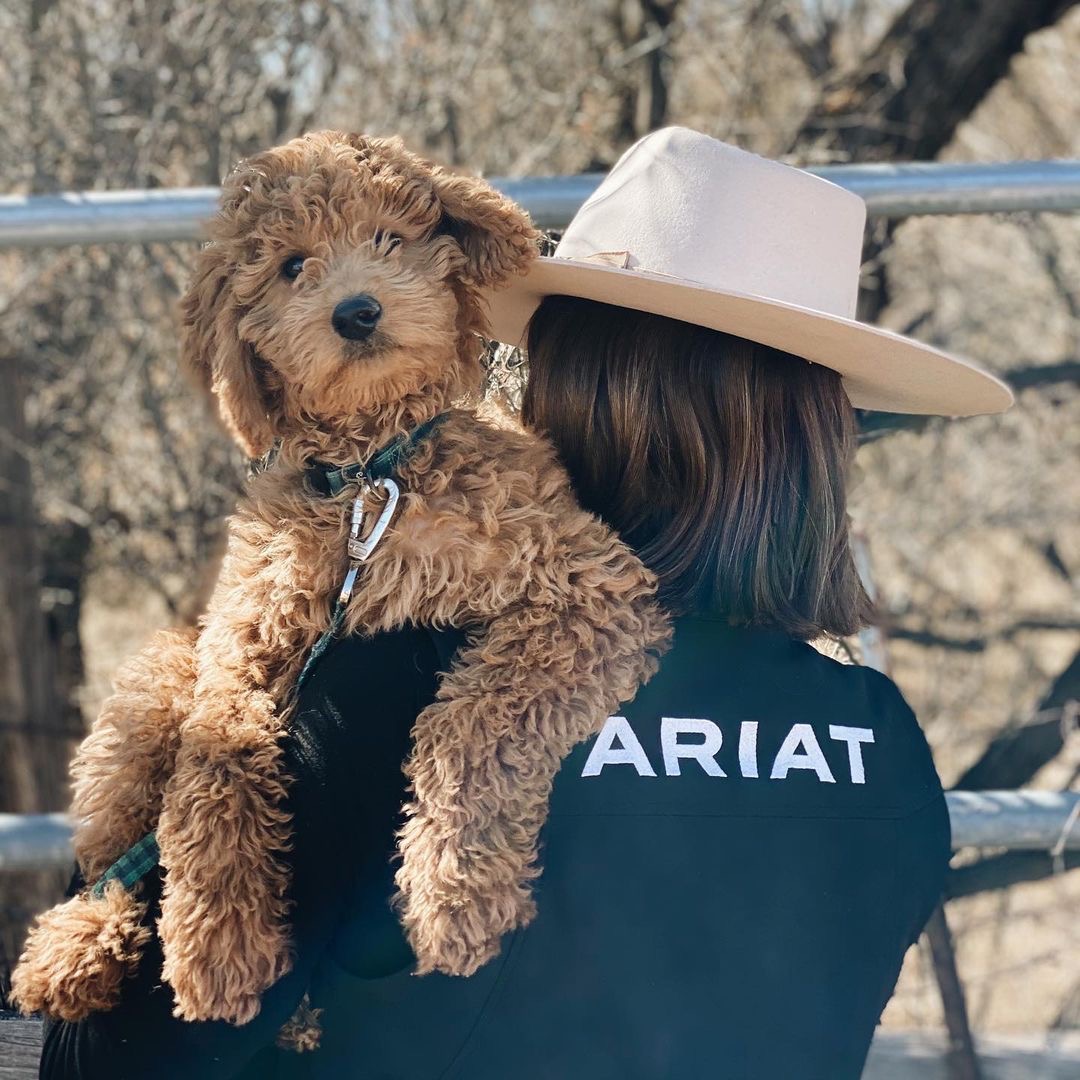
[149, 483, 349, 1025]
[156, 681, 294, 1023]
[155, 590, 306, 1024]
[10, 627, 197, 1020]
[396, 549, 671, 976]
[70, 627, 200, 879]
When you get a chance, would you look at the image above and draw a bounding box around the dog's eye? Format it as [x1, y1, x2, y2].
[281, 255, 306, 281]
[373, 230, 402, 253]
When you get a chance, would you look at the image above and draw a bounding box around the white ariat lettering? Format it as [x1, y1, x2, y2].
[581, 716, 657, 777]
[828, 725, 875, 784]
[582, 717, 874, 784]
[769, 723, 836, 783]
[660, 718, 726, 777]
[738, 720, 759, 779]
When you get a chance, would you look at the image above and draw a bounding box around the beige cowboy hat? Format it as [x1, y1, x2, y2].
[488, 126, 1013, 416]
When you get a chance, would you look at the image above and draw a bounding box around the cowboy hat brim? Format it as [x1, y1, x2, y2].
[487, 258, 1013, 417]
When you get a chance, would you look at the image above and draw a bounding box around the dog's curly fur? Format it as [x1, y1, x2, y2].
[9, 628, 195, 1018]
[11, 881, 151, 1021]
[13, 132, 670, 1029]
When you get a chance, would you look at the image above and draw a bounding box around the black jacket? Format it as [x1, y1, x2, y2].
[42, 616, 949, 1080]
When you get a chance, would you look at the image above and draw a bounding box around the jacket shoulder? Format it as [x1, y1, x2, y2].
[795, 641, 918, 721]
[834, 658, 941, 806]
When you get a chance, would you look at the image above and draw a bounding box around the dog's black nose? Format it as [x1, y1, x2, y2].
[332, 294, 382, 340]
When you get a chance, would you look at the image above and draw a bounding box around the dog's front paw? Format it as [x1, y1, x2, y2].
[10, 882, 150, 1020]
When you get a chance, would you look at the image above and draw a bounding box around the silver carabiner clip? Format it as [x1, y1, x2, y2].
[336, 477, 400, 607]
[337, 562, 361, 606]
[347, 477, 400, 563]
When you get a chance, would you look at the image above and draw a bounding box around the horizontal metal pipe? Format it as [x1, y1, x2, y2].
[482, 174, 604, 230]
[0, 187, 220, 250]
[946, 790, 1080, 852]
[808, 159, 1080, 217]
[0, 813, 73, 873]
[1, 160, 1077, 250]
[1, 792, 1077, 872]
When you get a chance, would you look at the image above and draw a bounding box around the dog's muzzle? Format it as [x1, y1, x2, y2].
[332, 294, 382, 341]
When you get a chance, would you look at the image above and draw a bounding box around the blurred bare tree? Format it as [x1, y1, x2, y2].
[0, 0, 1078, 1033]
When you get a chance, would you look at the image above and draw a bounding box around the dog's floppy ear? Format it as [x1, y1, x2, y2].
[429, 166, 539, 289]
[180, 245, 276, 459]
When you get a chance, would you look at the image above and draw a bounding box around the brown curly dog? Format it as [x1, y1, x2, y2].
[13, 132, 670, 1029]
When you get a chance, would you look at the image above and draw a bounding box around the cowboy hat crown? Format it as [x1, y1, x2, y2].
[489, 126, 1012, 417]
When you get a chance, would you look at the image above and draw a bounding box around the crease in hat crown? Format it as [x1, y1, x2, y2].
[553, 127, 867, 320]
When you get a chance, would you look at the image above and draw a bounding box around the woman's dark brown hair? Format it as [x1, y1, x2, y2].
[522, 294, 873, 640]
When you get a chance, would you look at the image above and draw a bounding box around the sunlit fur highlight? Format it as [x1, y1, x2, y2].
[13, 132, 670, 1032]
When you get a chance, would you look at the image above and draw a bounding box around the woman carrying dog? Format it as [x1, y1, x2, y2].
[39, 128, 1011, 1079]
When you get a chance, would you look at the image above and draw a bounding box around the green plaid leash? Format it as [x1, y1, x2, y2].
[89, 414, 448, 899]
[91, 830, 161, 897]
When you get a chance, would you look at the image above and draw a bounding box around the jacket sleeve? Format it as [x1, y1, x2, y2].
[39, 625, 458, 1080]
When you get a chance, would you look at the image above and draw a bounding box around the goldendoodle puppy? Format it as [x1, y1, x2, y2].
[14, 132, 670, 1028]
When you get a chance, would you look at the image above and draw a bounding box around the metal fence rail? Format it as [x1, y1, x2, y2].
[946, 790, 1080, 852]
[0, 814, 72, 874]
[0, 160, 1078, 249]
[2, 792, 1077, 873]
